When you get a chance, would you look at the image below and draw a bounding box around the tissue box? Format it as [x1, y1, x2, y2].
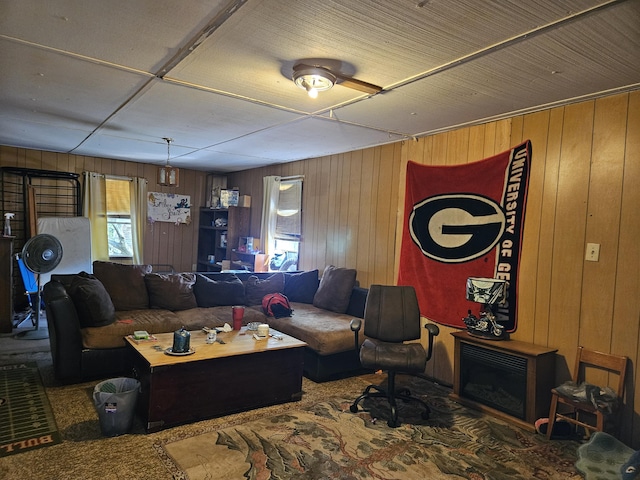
[238, 195, 251, 207]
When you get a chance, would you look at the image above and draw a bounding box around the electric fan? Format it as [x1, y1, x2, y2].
[17, 234, 63, 340]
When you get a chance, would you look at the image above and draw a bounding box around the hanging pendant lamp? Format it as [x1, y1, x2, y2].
[157, 137, 179, 187]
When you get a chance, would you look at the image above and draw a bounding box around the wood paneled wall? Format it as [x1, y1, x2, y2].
[230, 90, 640, 447]
[228, 142, 403, 287]
[0, 147, 209, 273]
[1, 89, 638, 446]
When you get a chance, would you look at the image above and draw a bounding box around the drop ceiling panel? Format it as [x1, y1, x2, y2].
[0, 39, 155, 149]
[206, 116, 405, 164]
[169, 0, 607, 111]
[0, 0, 229, 72]
[69, 134, 197, 166]
[173, 149, 278, 173]
[334, 1, 640, 135]
[0, 0, 637, 171]
[88, 81, 304, 151]
[0, 119, 93, 153]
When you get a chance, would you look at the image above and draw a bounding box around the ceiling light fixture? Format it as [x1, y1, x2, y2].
[157, 137, 179, 187]
[292, 65, 336, 99]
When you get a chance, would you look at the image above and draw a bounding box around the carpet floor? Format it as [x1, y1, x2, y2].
[0, 351, 584, 480]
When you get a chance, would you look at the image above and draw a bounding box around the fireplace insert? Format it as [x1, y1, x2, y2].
[459, 342, 527, 420]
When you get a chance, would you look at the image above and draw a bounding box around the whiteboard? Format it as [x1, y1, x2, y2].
[37, 217, 92, 283]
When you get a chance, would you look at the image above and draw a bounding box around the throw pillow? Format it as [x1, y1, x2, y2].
[145, 273, 198, 311]
[244, 272, 285, 305]
[67, 272, 116, 328]
[313, 265, 357, 313]
[284, 270, 319, 303]
[193, 274, 245, 307]
[93, 261, 152, 311]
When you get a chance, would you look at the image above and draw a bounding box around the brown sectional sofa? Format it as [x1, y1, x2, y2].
[43, 263, 368, 384]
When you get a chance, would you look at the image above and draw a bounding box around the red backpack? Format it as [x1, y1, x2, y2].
[262, 293, 293, 318]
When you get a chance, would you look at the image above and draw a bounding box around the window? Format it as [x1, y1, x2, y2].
[270, 178, 302, 271]
[106, 178, 133, 258]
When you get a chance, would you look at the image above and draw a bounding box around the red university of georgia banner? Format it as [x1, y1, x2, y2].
[398, 140, 532, 331]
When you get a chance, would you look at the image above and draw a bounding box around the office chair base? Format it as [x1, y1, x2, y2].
[350, 383, 431, 428]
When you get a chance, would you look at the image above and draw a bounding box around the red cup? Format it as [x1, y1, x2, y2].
[232, 306, 244, 330]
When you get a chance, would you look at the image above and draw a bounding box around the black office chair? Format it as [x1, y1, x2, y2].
[350, 285, 439, 427]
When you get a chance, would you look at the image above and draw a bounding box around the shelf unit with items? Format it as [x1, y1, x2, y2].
[230, 250, 262, 272]
[197, 207, 250, 272]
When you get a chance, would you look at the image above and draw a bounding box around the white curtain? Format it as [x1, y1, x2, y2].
[83, 172, 147, 264]
[129, 177, 147, 264]
[260, 176, 281, 257]
[82, 171, 109, 262]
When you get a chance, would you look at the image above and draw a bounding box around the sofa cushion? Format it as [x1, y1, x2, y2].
[145, 273, 198, 311]
[193, 274, 245, 307]
[265, 303, 365, 356]
[93, 261, 152, 311]
[67, 272, 116, 328]
[81, 309, 183, 349]
[313, 265, 357, 313]
[284, 270, 319, 304]
[174, 306, 267, 330]
[244, 272, 285, 305]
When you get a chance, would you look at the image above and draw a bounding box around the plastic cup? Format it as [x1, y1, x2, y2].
[232, 306, 244, 330]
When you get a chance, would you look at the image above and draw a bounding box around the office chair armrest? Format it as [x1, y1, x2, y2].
[424, 322, 440, 361]
[350, 318, 362, 352]
[350, 318, 362, 332]
[424, 323, 440, 337]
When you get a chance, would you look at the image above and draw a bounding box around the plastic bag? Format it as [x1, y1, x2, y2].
[555, 381, 618, 413]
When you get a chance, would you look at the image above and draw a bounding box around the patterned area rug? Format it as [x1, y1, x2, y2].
[159, 376, 582, 479]
[0, 361, 61, 458]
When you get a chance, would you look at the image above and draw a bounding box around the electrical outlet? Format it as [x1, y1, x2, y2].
[585, 243, 600, 262]
[192, 263, 197, 271]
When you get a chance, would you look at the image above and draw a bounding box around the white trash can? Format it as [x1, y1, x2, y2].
[93, 377, 140, 437]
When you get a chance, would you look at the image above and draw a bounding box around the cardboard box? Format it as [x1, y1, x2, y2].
[254, 254, 268, 272]
[238, 195, 251, 207]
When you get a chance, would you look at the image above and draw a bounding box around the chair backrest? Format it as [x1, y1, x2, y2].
[363, 285, 421, 342]
[16, 255, 38, 294]
[573, 346, 628, 399]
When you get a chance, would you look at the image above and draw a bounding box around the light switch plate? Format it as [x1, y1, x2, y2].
[585, 243, 600, 262]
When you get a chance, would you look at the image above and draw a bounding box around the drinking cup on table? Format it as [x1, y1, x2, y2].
[232, 306, 244, 330]
[257, 324, 269, 337]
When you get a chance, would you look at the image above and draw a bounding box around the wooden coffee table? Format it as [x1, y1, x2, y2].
[125, 328, 306, 432]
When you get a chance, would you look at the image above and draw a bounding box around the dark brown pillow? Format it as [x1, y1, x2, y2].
[244, 273, 285, 305]
[313, 265, 357, 313]
[93, 261, 152, 311]
[284, 270, 319, 304]
[67, 272, 116, 328]
[144, 273, 198, 311]
[193, 274, 245, 307]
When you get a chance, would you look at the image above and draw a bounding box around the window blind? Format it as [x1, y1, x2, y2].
[275, 179, 302, 240]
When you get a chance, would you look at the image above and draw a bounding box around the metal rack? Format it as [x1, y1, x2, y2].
[1, 167, 81, 312]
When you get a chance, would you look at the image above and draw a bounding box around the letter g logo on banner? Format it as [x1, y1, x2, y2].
[409, 194, 505, 263]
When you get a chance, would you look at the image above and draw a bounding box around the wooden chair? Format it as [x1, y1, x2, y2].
[546, 346, 627, 440]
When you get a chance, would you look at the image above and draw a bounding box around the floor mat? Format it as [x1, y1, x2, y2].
[0, 361, 61, 457]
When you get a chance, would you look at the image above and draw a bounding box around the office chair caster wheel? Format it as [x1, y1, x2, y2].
[387, 419, 400, 428]
[349, 404, 359, 413]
